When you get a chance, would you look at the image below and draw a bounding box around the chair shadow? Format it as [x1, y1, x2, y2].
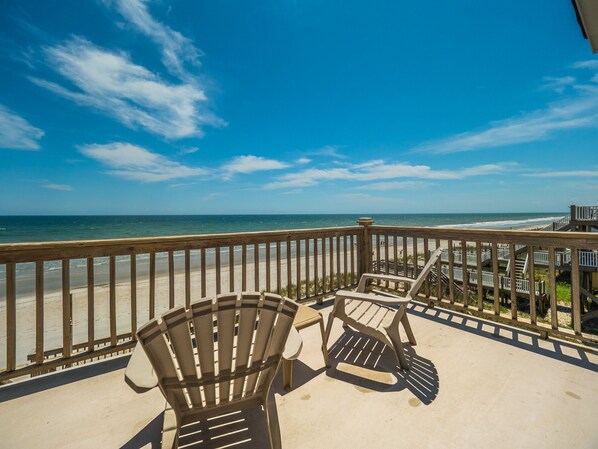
[272, 361, 326, 396]
[120, 398, 276, 449]
[408, 302, 598, 373]
[326, 329, 439, 405]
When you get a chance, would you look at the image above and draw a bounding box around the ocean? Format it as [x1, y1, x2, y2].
[0, 213, 565, 300]
[0, 213, 566, 243]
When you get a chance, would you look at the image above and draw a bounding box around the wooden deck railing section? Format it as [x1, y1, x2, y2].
[1, 219, 598, 382]
[0, 226, 360, 381]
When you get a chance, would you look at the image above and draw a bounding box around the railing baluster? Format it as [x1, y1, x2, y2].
[200, 249, 206, 298]
[254, 243, 259, 292]
[36, 261, 44, 363]
[461, 240, 467, 307]
[241, 245, 247, 292]
[448, 240, 454, 303]
[571, 248, 581, 335]
[62, 259, 72, 361]
[130, 255, 137, 336]
[276, 241, 282, 295]
[296, 240, 301, 299]
[149, 253, 156, 319]
[229, 246, 235, 293]
[185, 249, 191, 307]
[287, 239, 292, 295]
[322, 237, 327, 294]
[6, 262, 16, 372]
[509, 244, 517, 320]
[376, 233, 381, 277]
[336, 235, 341, 290]
[266, 243, 271, 293]
[528, 246, 536, 325]
[476, 242, 483, 311]
[87, 258, 95, 350]
[329, 237, 334, 291]
[413, 237, 419, 279]
[109, 256, 116, 346]
[314, 238, 319, 296]
[549, 247, 557, 330]
[344, 235, 349, 288]
[383, 234, 389, 287]
[424, 238, 430, 298]
[402, 237, 408, 282]
[168, 250, 175, 307]
[492, 243, 500, 316]
[351, 234, 356, 285]
[435, 238, 442, 301]
[215, 247, 221, 295]
[305, 239, 310, 296]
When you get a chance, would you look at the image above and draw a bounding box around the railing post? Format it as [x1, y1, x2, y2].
[570, 204, 577, 230]
[357, 217, 374, 276]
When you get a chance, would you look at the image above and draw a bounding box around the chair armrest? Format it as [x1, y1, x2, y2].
[336, 289, 411, 306]
[125, 342, 158, 392]
[362, 273, 415, 284]
[282, 326, 303, 361]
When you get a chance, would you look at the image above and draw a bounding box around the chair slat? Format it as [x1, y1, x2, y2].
[191, 299, 216, 406]
[232, 292, 261, 399]
[163, 306, 202, 407]
[216, 293, 238, 403]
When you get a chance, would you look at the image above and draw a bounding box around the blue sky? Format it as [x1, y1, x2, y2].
[0, 0, 597, 215]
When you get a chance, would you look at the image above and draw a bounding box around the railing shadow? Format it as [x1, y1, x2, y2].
[326, 329, 439, 405]
[408, 301, 598, 373]
[0, 355, 130, 403]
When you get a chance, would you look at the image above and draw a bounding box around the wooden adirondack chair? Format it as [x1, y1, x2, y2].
[324, 247, 444, 370]
[135, 292, 298, 449]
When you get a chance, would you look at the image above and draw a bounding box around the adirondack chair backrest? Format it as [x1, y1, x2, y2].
[136, 292, 298, 416]
[406, 247, 444, 300]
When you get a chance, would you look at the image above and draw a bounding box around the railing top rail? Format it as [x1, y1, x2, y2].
[0, 225, 361, 263]
[369, 225, 598, 247]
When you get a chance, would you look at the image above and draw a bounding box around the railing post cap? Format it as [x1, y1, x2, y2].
[357, 217, 374, 226]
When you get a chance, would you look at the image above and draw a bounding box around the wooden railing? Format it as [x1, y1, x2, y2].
[573, 205, 598, 221]
[0, 226, 361, 381]
[2, 219, 598, 382]
[368, 224, 598, 345]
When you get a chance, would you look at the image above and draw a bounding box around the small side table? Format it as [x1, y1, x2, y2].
[282, 303, 329, 390]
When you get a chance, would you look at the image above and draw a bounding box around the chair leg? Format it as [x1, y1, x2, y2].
[282, 359, 293, 390]
[161, 405, 179, 449]
[387, 328, 409, 370]
[400, 312, 417, 346]
[264, 392, 282, 449]
[323, 311, 336, 347]
[317, 314, 330, 367]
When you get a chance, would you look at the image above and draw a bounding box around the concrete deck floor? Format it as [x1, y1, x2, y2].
[1, 300, 598, 449]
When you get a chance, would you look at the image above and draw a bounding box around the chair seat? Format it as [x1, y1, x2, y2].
[345, 299, 395, 332]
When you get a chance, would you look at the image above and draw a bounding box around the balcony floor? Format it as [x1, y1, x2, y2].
[1, 300, 598, 449]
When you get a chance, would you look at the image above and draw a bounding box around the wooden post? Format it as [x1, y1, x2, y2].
[357, 217, 374, 277]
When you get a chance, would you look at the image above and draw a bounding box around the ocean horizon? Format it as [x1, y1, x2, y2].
[0, 212, 566, 244]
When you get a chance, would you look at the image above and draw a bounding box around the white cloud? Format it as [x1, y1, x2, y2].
[43, 184, 73, 191]
[309, 145, 346, 159]
[265, 161, 512, 189]
[79, 142, 208, 182]
[571, 60, 598, 69]
[413, 92, 598, 154]
[522, 170, 598, 178]
[414, 64, 598, 154]
[358, 181, 431, 191]
[296, 157, 311, 164]
[540, 76, 575, 93]
[222, 155, 290, 175]
[0, 104, 44, 150]
[103, 0, 200, 82]
[178, 147, 199, 155]
[32, 37, 223, 139]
